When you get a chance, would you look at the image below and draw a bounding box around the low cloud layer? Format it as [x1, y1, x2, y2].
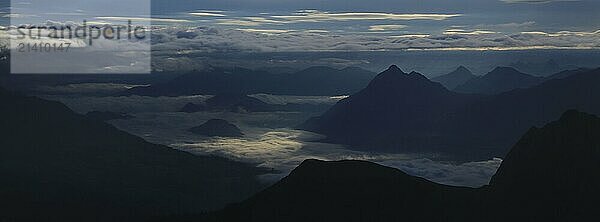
[151, 26, 600, 54]
[269, 10, 461, 22]
[501, 0, 579, 3]
[50, 95, 502, 188]
[177, 129, 502, 188]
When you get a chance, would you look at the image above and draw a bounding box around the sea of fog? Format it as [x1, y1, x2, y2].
[43, 86, 501, 188]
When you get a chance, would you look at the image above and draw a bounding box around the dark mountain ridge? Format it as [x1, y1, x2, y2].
[180, 94, 275, 113]
[125, 66, 376, 96]
[546, 67, 590, 80]
[454, 66, 545, 95]
[205, 110, 600, 222]
[179, 94, 332, 113]
[208, 159, 478, 222]
[302, 65, 478, 156]
[431, 66, 476, 90]
[302, 65, 600, 160]
[0, 87, 268, 221]
[85, 110, 134, 122]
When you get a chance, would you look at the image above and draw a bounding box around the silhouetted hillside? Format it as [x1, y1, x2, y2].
[546, 68, 590, 80]
[301, 65, 479, 156]
[0, 87, 267, 222]
[204, 111, 600, 222]
[509, 59, 562, 76]
[302, 66, 600, 159]
[85, 111, 134, 122]
[455, 67, 544, 95]
[126, 66, 376, 96]
[431, 66, 476, 90]
[455, 67, 600, 156]
[189, 119, 244, 137]
[207, 159, 478, 222]
[487, 110, 600, 221]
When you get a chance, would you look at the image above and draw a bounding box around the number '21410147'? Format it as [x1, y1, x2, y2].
[17, 42, 72, 53]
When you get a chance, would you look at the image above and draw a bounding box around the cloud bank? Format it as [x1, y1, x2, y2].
[150, 26, 600, 54]
[48, 94, 503, 188]
[501, 0, 579, 3]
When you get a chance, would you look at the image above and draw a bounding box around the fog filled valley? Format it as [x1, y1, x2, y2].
[3, 52, 600, 220]
[2, 0, 600, 221]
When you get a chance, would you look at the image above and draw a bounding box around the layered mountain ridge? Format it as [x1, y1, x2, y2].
[302, 65, 600, 159]
[126, 66, 377, 96]
[0, 87, 267, 221]
[454, 66, 545, 95]
[431, 66, 476, 90]
[206, 110, 600, 222]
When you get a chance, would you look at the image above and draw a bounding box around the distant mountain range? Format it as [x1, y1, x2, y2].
[0, 87, 268, 221]
[546, 68, 590, 80]
[301, 65, 478, 157]
[179, 94, 332, 113]
[302, 65, 600, 160]
[431, 66, 476, 90]
[204, 110, 600, 222]
[125, 66, 377, 96]
[454, 67, 545, 95]
[509, 59, 562, 76]
[434, 66, 587, 95]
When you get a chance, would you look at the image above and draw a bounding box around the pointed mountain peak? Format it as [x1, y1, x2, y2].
[408, 71, 429, 81]
[378, 65, 407, 77]
[386, 64, 403, 73]
[431, 66, 476, 90]
[369, 65, 409, 83]
[365, 65, 448, 93]
[455, 66, 471, 73]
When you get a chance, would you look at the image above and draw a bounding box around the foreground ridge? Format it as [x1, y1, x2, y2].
[205, 110, 600, 222]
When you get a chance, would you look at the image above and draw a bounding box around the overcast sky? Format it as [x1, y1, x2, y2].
[152, 0, 600, 31]
[4, 0, 600, 62]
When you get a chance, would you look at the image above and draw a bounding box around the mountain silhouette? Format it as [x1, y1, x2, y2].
[486, 110, 600, 221]
[509, 59, 562, 75]
[455, 67, 600, 156]
[206, 159, 477, 222]
[189, 119, 244, 137]
[0, 87, 267, 221]
[204, 110, 600, 222]
[546, 68, 590, 80]
[85, 111, 134, 122]
[301, 65, 478, 155]
[454, 67, 544, 95]
[431, 66, 476, 90]
[126, 66, 376, 96]
[180, 94, 332, 113]
[302, 66, 600, 159]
